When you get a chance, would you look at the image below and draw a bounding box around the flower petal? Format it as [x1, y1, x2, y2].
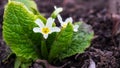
[43, 34, 48, 39]
[65, 17, 73, 24]
[35, 19, 44, 28]
[33, 27, 41, 33]
[54, 6, 57, 9]
[73, 25, 79, 32]
[50, 27, 61, 33]
[57, 14, 64, 24]
[46, 17, 55, 28]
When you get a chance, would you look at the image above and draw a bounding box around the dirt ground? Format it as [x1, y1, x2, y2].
[0, 0, 120, 68]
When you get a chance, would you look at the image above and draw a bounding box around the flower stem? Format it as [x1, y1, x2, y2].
[41, 38, 48, 59]
[14, 57, 21, 68]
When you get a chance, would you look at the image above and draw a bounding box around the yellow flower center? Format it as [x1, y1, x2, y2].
[42, 27, 50, 34]
[62, 23, 67, 28]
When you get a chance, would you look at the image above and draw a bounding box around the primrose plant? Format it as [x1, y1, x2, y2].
[3, 0, 94, 68]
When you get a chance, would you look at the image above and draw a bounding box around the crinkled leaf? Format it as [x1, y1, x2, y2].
[48, 23, 73, 62]
[3, 1, 41, 61]
[60, 22, 94, 59]
[10, 0, 37, 11]
[10, 0, 47, 23]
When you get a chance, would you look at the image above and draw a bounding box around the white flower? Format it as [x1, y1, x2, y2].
[33, 18, 60, 39]
[57, 14, 79, 32]
[54, 6, 63, 16]
[73, 25, 79, 32]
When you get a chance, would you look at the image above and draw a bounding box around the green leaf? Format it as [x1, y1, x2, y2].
[10, 0, 37, 11]
[48, 23, 73, 62]
[3, 1, 41, 61]
[10, 0, 47, 23]
[15, 57, 32, 68]
[60, 22, 94, 59]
